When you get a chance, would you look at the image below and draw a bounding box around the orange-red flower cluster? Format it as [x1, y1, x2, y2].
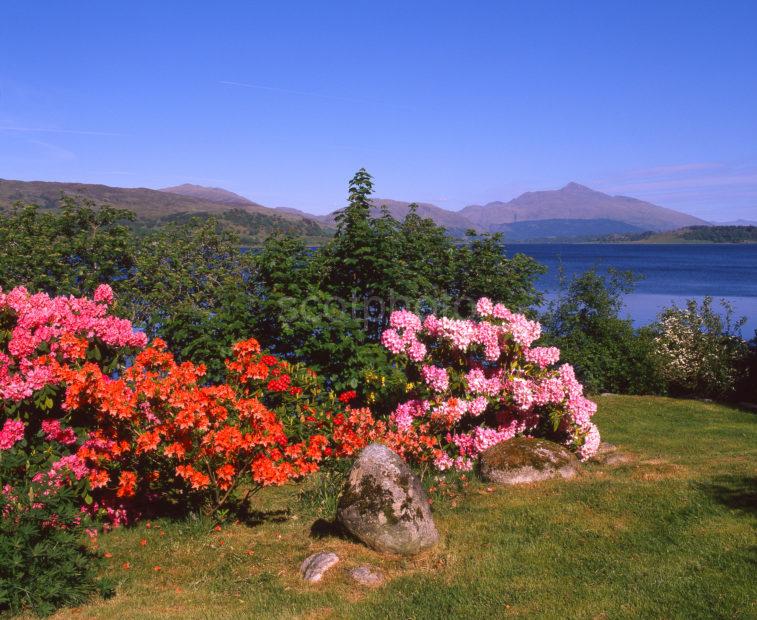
[57, 337, 332, 511]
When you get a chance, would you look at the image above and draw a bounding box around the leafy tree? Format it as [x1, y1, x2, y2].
[250, 233, 379, 389]
[320, 170, 414, 339]
[452, 231, 545, 316]
[0, 198, 135, 296]
[542, 269, 665, 394]
[119, 218, 257, 381]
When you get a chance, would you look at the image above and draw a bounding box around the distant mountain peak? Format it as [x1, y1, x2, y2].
[459, 183, 707, 232]
[560, 182, 593, 193]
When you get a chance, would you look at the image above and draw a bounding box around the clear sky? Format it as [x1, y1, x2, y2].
[1, 1, 755, 219]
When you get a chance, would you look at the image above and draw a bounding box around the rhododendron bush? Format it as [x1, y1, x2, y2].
[0, 286, 376, 525]
[380, 298, 600, 470]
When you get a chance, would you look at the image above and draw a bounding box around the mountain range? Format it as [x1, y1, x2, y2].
[0, 178, 710, 241]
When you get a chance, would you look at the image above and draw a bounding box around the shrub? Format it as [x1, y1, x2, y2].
[1, 284, 377, 522]
[379, 298, 600, 471]
[542, 269, 665, 395]
[653, 297, 748, 400]
[0, 415, 113, 616]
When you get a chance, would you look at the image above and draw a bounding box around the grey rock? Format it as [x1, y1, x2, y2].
[349, 565, 384, 586]
[337, 443, 439, 556]
[480, 437, 580, 485]
[300, 552, 339, 583]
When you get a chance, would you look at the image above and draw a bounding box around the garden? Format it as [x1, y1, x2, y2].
[1, 171, 756, 618]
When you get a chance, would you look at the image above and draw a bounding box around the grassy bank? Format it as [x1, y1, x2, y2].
[51, 396, 756, 619]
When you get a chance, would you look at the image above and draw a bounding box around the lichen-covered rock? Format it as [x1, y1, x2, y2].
[480, 437, 580, 485]
[349, 565, 384, 586]
[300, 552, 339, 583]
[337, 443, 439, 556]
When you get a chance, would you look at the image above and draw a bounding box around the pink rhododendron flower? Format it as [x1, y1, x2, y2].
[421, 365, 449, 393]
[524, 346, 560, 368]
[476, 297, 494, 317]
[576, 423, 601, 460]
[509, 378, 534, 411]
[390, 400, 429, 430]
[380, 328, 404, 354]
[0, 286, 146, 402]
[389, 309, 422, 333]
[93, 283, 115, 305]
[506, 313, 541, 348]
[465, 368, 501, 396]
[0, 419, 25, 450]
[492, 303, 513, 321]
[41, 419, 78, 445]
[467, 396, 489, 416]
[407, 339, 427, 362]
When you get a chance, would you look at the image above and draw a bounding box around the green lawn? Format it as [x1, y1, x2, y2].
[55, 396, 756, 619]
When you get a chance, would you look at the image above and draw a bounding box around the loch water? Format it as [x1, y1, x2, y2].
[510, 244, 757, 336]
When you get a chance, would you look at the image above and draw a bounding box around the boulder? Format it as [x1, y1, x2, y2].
[349, 565, 384, 586]
[300, 552, 339, 583]
[336, 443, 439, 556]
[480, 437, 580, 485]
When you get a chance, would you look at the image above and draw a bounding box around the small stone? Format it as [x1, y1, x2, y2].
[300, 552, 339, 583]
[337, 444, 439, 556]
[349, 565, 384, 586]
[480, 437, 580, 485]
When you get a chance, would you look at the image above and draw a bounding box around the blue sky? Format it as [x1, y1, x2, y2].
[1, 1, 755, 219]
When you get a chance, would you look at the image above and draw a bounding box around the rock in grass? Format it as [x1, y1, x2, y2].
[480, 437, 580, 485]
[349, 565, 384, 586]
[590, 442, 635, 466]
[337, 444, 439, 556]
[300, 552, 339, 583]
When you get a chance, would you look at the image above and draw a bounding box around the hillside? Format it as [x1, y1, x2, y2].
[0, 178, 330, 243]
[1, 178, 713, 242]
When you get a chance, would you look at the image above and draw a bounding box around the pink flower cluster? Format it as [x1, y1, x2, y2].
[421, 365, 449, 393]
[524, 346, 561, 368]
[381, 298, 601, 468]
[41, 419, 78, 445]
[0, 418, 25, 450]
[0, 285, 146, 402]
[381, 309, 427, 361]
[390, 399, 430, 430]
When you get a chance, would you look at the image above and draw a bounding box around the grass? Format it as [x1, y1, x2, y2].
[49, 396, 756, 619]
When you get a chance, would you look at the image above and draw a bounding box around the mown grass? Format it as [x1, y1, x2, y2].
[51, 396, 756, 619]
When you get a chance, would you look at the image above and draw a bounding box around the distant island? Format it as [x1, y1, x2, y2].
[585, 225, 757, 244]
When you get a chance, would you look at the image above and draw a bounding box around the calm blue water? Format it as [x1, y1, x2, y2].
[509, 244, 757, 336]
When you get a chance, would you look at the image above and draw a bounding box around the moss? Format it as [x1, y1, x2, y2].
[482, 437, 572, 472]
[338, 473, 399, 525]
